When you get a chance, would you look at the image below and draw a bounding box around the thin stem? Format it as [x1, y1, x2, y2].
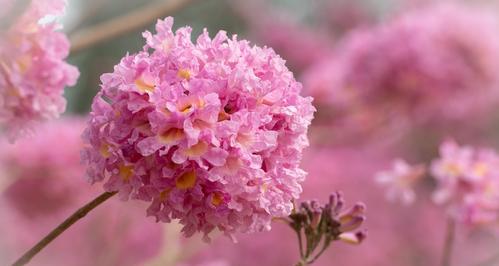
[11, 191, 117, 266]
[307, 240, 331, 265]
[69, 0, 194, 54]
[441, 218, 456, 266]
[295, 260, 307, 266]
[296, 229, 304, 258]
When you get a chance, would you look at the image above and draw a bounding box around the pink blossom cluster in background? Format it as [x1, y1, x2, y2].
[375, 159, 426, 205]
[431, 140, 499, 227]
[82, 17, 315, 240]
[0, 118, 163, 266]
[0, 0, 78, 139]
[303, 2, 499, 144]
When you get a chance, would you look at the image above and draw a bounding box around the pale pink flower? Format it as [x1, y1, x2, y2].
[0, 117, 86, 193]
[431, 140, 499, 226]
[431, 140, 476, 205]
[0, 118, 163, 266]
[375, 159, 425, 205]
[0, 0, 79, 139]
[303, 2, 499, 131]
[463, 175, 499, 226]
[82, 17, 315, 240]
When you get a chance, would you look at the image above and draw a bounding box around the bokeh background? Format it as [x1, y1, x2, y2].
[3, 0, 499, 265]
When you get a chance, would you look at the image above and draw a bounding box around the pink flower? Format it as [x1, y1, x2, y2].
[0, 0, 79, 140]
[375, 159, 425, 205]
[0, 117, 163, 266]
[303, 2, 499, 130]
[82, 17, 315, 240]
[0, 117, 86, 195]
[431, 141, 475, 205]
[431, 140, 499, 226]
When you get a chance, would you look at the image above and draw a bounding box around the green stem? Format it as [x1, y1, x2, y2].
[11, 191, 117, 266]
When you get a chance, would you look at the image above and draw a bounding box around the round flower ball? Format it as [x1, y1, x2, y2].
[0, 0, 79, 139]
[303, 2, 499, 129]
[82, 17, 315, 239]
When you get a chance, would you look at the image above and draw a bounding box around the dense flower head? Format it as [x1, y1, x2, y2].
[0, 0, 79, 139]
[431, 140, 499, 226]
[82, 17, 315, 239]
[303, 2, 499, 129]
[375, 159, 425, 205]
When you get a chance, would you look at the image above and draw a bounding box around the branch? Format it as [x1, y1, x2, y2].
[11, 191, 117, 266]
[69, 0, 194, 54]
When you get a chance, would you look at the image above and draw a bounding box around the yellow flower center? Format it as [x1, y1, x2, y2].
[473, 162, 488, 177]
[179, 103, 193, 113]
[444, 163, 462, 176]
[261, 183, 269, 193]
[184, 142, 208, 157]
[177, 97, 205, 113]
[177, 69, 191, 80]
[99, 143, 111, 158]
[16, 55, 32, 74]
[218, 110, 230, 121]
[176, 170, 197, 189]
[159, 128, 185, 143]
[119, 165, 134, 182]
[135, 77, 155, 93]
[211, 192, 224, 206]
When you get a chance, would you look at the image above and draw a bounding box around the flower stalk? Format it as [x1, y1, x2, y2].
[11, 191, 117, 266]
[441, 218, 456, 266]
[288, 192, 367, 265]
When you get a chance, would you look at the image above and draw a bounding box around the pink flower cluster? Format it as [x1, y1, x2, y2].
[0, 118, 88, 213]
[303, 2, 499, 128]
[82, 17, 315, 239]
[0, 118, 163, 266]
[0, 0, 79, 139]
[431, 140, 499, 226]
[375, 159, 425, 205]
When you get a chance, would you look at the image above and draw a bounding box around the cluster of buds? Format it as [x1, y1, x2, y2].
[287, 192, 367, 265]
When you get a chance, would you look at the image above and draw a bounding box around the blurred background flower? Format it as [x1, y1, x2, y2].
[0, 118, 164, 266]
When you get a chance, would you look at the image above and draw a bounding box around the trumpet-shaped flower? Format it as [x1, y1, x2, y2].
[375, 159, 425, 205]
